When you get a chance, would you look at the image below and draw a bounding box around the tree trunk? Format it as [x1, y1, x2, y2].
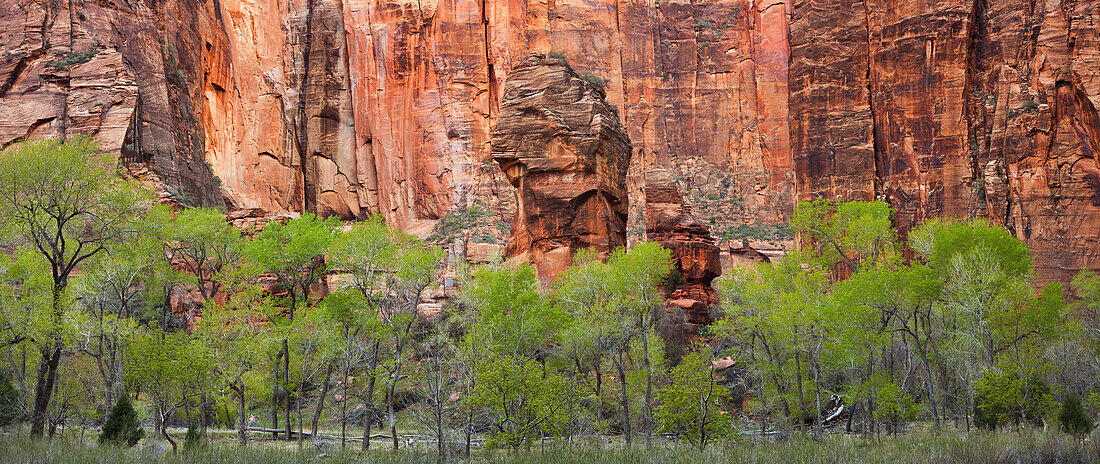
[30, 344, 62, 436]
[31, 285, 66, 437]
[271, 352, 280, 439]
[795, 350, 806, 432]
[641, 331, 653, 448]
[594, 355, 602, 424]
[162, 420, 178, 454]
[813, 353, 823, 439]
[200, 392, 209, 438]
[389, 369, 399, 450]
[614, 349, 631, 447]
[362, 339, 379, 451]
[311, 363, 334, 437]
[284, 339, 292, 441]
[297, 381, 304, 449]
[237, 383, 247, 446]
[341, 360, 348, 450]
[464, 408, 472, 457]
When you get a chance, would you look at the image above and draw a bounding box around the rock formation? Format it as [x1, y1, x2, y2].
[645, 168, 721, 328]
[4, 0, 1100, 284]
[490, 55, 632, 281]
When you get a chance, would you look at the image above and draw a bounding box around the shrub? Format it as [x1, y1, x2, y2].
[546, 51, 569, 64]
[973, 369, 1053, 430]
[664, 266, 685, 294]
[0, 372, 22, 426]
[98, 395, 145, 447]
[578, 73, 609, 93]
[183, 423, 205, 451]
[46, 48, 99, 70]
[1058, 394, 1094, 438]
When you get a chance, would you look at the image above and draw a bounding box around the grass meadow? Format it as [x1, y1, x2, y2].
[1, 429, 1098, 464]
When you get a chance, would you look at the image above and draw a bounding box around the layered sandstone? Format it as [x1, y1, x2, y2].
[645, 168, 721, 326]
[4, 0, 1100, 284]
[491, 55, 631, 281]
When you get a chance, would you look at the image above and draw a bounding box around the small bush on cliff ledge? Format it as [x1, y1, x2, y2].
[546, 51, 569, 64]
[579, 72, 609, 94]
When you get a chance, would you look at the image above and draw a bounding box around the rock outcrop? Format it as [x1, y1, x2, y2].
[5, 0, 1100, 285]
[491, 55, 631, 281]
[645, 168, 721, 328]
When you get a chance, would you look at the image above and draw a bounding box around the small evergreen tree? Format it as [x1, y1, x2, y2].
[183, 423, 204, 451]
[99, 395, 145, 447]
[0, 371, 22, 426]
[1058, 394, 1094, 439]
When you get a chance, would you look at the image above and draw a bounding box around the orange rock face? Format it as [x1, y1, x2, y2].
[491, 55, 631, 281]
[645, 168, 721, 335]
[5, 0, 1100, 284]
[788, 0, 1100, 284]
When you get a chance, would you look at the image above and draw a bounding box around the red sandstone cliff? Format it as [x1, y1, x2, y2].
[491, 54, 631, 281]
[2, 0, 1099, 283]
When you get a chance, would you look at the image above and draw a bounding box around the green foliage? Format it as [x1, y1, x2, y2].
[467, 353, 570, 448]
[973, 369, 1054, 430]
[0, 372, 21, 426]
[1058, 394, 1094, 438]
[124, 330, 216, 421]
[165, 207, 243, 302]
[183, 423, 205, 451]
[791, 199, 897, 273]
[909, 218, 1030, 280]
[664, 266, 685, 294]
[98, 395, 144, 447]
[656, 351, 731, 448]
[720, 223, 793, 242]
[579, 73, 610, 93]
[546, 51, 569, 64]
[47, 48, 99, 70]
[244, 212, 340, 313]
[428, 204, 489, 244]
[464, 263, 565, 356]
[0, 137, 144, 435]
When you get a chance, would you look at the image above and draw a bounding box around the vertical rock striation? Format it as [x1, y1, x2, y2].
[490, 54, 631, 281]
[4, 0, 1100, 284]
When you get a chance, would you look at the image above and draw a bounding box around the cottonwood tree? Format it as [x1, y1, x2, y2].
[165, 207, 243, 304]
[124, 329, 215, 452]
[376, 235, 443, 450]
[0, 248, 51, 399]
[326, 216, 396, 450]
[0, 138, 144, 436]
[286, 306, 339, 448]
[195, 285, 273, 445]
[461, 263, 567, 448]
[244, 212, 339, 440]
[656, 348, 731, 449]
[409, 331, 460, 461]
[319, 289, 382, 449]
[551, 245, 671, 446]
[911, 218, 1067, 428]
[71, 206, 176, 408]
[604, 243, 672, 446]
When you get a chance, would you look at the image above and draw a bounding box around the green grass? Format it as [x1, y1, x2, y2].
[1, 430, 1098, 463]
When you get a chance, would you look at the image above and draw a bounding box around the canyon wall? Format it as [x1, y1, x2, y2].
[1, 0, 1099, 283]
[491, 55, 631, 281]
